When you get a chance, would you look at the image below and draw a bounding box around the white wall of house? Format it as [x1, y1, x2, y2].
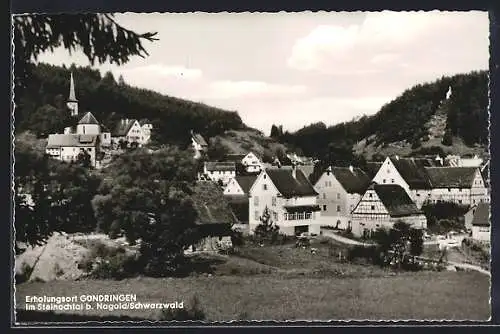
[76, 124, 100, 135]
[314, 171, 362, 229]
[45, 146, 97, 167]
[125, 120, 149, 146]
[224, 178, 245, 195]
[248, 171, 320, 236]
[372, 157, 411, 192]
[428, 170, 489, 206]
[242, 152, 263, 173]
[351, 188, 426, 237]
[472, 226, 490, 243]
[203, 166, 236, 186]
[100, 132, 112, 147]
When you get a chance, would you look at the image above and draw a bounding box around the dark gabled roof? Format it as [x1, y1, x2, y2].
[373, 184, 422, 217]
[234, 175, 258, 194]
[424, 167, 479, 188]
[78, 112, 99, 125]
[266, 167, 318, 198]
[297, 165, 315, 179]
[390, 157, 433, 189]
[332, 167, 371, 194]
[471, 203, 490, 227]
[365, 162, 383, 178]
[192, 133, 208, 146]
[191, 181, 236, 225]
[205, 161, 236, 172]
[112, 119, 136, 137]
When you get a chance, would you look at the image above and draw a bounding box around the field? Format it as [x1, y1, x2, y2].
[15, 240, 491, 322]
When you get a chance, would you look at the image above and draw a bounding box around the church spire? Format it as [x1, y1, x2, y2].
[67, 72, 79, 116]
[68, 72, 77, 102]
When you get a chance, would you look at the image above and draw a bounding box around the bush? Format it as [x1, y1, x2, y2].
[347, 245, 379, 264]
[16, 262, 34, 284]
[231, 229, 244, 247]
[108, 221, 121, 239]
[157, 295, 205, 321]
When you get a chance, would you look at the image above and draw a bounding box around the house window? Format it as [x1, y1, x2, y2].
[263, 184, 268, 191]
[371, 205, 375, 210]
[263, 174, 267, 179]
[323, 205, 327, 211]
[383, 179, 386, 184]
[254, 196, 259, 206]
[297, 212, 304, 220]
[369, 193, 373, 198]
[448, 188, 451, 192]
[284, 213, 288, 220]
[459, 200, 463, 204]
[391, 179, 394, 183]
[254, 211, 259, 220]
[305, 212, 312, 219]
[336, 205, 341, 212]
[325, 181, 328, 187]
[337, 193, 341, 199]
[272, 197, 276, 206]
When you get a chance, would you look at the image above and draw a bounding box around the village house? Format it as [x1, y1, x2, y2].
[371, 156, 488, 208]
[351, 183, 427, 238]
[111, 118, 151, 147]
[225, 152, 263, 173]
[248, 165, 321, 236]
[191, 131, 208, 159]
[45, 134, 100, 167]
[59, 73, 111, 148]
[424, 167, 489, 206]
[223, 175, 257, 228]
[470, 202, 490, 244]
[200, 162, 236, 186]
[314, 166, 371, 230]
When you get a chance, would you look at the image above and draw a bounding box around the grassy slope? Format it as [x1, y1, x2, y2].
[214, 129, 288, 155]
[16, 271, 490, 321]
[15, 241, 490, 321]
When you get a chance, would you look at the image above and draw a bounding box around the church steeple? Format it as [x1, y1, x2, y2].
[67, 72, 79, 116]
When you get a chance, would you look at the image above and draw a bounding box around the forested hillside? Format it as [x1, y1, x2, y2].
[276, 70, 489, 161]
[15, 63, 246, 147]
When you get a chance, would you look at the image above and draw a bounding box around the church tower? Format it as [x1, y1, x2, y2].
[67, 72, 79, 116]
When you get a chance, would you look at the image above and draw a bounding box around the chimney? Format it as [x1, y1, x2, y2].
[326, 166, 332, 175]
[395, 155, 399, 161]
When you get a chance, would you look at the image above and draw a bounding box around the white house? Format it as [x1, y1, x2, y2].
[424, 167, 490, 206]
[470, 203, 490, 243]
[223, 175, 258, 226]
[248, 166, 320, 236]
[139, 120, 153, 143]
[351, 183, 427, 238]
[72, 111, 112, 147]
[201, 162, 236, 186]
[112, 118, 150, 147]
[372, 156, 435, 209]
[226, 152, 263, 173]
[314, 165, 371, 230]
[191, 131, 208, 159]
[45, 134, 100, 167]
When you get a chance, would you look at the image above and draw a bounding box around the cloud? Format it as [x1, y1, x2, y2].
[287, 11, 489, 76]
[205, 80, 308, 99]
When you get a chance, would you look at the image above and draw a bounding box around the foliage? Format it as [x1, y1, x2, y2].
[253, 207, 282, 246]
[442, 129, 453, 146]
[370, 221, 424, 269]
[14, 144, 101, 246]
[421, 202, 468, 234]
[92, 146, 202, 276]
[157, 295, 206, 321]
[280, 71, 488, 160]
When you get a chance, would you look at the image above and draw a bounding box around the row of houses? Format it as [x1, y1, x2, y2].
[220, 155, 490, 242]
[45, 72, 153, 167]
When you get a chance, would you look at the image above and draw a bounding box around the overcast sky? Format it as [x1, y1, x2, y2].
[35, 11, 489, 135]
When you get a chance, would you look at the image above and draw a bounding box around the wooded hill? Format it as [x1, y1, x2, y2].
[276, 70, 489, 161]
[15, 63, 246, 147]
